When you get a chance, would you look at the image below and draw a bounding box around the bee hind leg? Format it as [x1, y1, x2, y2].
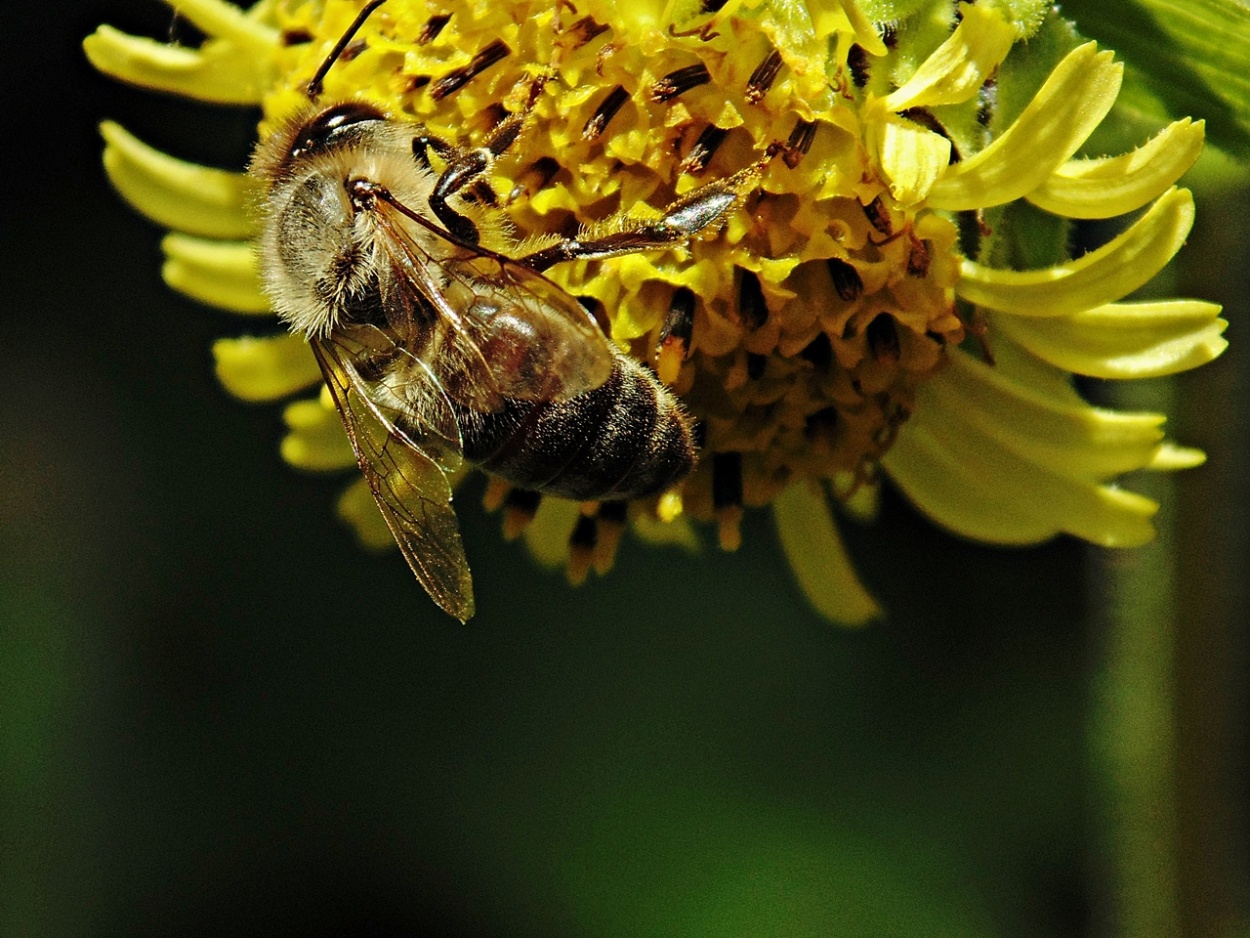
[517, 164, 760, 273]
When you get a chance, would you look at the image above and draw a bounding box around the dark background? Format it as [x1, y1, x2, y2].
[3, 2, 1246, 936]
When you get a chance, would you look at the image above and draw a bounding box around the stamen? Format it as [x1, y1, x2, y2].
[507, 156, 561, 203]
[482, 478, 510, 512]
[567, 513, 598, 585]
[862, 196, 893, 236]
[737, 268, 769, 330]
[417, 14, 451, 45]
[782, 118, 817, 168]
[680, 125, 727, 175]
[430, 39, 511, 101]
[746, 353, 767, 379]
[593, 501, 628, 574]
[582, 85, 630, 141]
[567, 15, 610, 48]
[502, 487, 541, 540]
[907, 237, 932, 278]
[847, 44, 871, 88]
[826, 258, 864, 301]
[650, 63, 711, 102]
[745, 49, 784, 104]
[657, 287, 696, 384]
[711, 452, 744, 551]
[866, 313, 901, 365]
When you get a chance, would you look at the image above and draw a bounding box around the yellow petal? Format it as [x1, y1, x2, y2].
[993, 300, 1227, 378]
[521, 497, 582, 568]
[166, 0, 279, 54]
[161, 235, 270, 313]
[927, 43, 1122, 211]
[100, 122, 256, 240]
[630, 512, 701, 552]
[957, 188, 1194, 317]
[884, 383, 1160, 547]
[872, 115, 952, 206]
[930, 347, 1167, 478]
[338, 478, 396, 550]
[1027, 118, 1205, 219]
[280, 398, 354, 471]
[772, 482, 880, 626]
[83, 25, 273, 104]
[884, 4, 1015, 112]
[1146, 444, 1205, 471]
[212, 334, 321, 402]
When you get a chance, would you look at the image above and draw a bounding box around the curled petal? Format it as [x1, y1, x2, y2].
[162, 234, 269, 313]
[100, 123, 256, 239]
[166, 0, 279, 54]
[773, 482, 880, 626]
[281, 397, 354, 471]
[931, 347, 1167, 478]
[883, 389, 1160, 548]
[872, 115, 952, 207]
[884, 4, 1015, 112]
[83, 25, 274, 104]
[957, 188, 1194, 317]
[212, 334, 321, 402]
[1027, 119, 1206, 219]
[927, 43, 1122, 211]
[993, 300, 1227, 379]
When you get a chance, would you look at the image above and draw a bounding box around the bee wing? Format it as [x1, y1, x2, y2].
[313, 336, 475, 622]
[371, 201, 617, 408]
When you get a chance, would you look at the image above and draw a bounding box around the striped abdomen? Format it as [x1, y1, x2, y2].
[455, 355, 696, 501]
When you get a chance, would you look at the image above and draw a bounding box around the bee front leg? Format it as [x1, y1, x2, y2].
[412, 109, 530, 246]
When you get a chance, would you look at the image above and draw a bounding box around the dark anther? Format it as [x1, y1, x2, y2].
[680, 125, 727, 175]
[747, 353, 767, 380]
[504, 487, 542, 514]
[569, 514, 598, 549]
[805, 406, 839, 440]
[800, 332, 833, 370]
[907, 238, 932, 278]
[745, 49, 784, 103]
[650, 63, 711, 102]
[957, 209, 982, 260]
[866, 313, 901, 365]
[701, 0, 729, 11]
[862, 196, 892, 236]
[582, 85, 630, 141]
[782, 119, 817, 168]
[598, 501, 628, 524]
[281, 28, 313, 46]
[568, 15, 610, 48]
[417, 13, 451, 44]
[977, 78, 997, 126]
[737, 268, 769, 330]
[508, 156, 561, 202]
[826, 257, 864, 302]
[430, 39, 511, 100]
[711, 451, 743, 510]
[899, 108, 961, 163]
[847, 43, 870, 88]
[660, 287, 697, 347]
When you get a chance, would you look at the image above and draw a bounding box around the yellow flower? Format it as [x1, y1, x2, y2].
[86, 0, 1225, 623]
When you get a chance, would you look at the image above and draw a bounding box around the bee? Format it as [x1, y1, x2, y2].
[251, 0, 759, 621]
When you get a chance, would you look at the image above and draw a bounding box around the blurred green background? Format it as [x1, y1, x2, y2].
[2, 3, 1246, 936]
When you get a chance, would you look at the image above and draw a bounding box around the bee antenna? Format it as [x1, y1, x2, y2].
[306, 0, 389, 99]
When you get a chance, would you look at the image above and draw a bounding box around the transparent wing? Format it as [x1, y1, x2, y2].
[370, 199, 617, 410]
[313, 337, 475, 622]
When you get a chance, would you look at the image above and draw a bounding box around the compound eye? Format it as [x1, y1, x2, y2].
[288, 102, 386, 162]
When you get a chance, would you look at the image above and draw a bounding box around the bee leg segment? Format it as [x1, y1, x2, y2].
[517, 175, 751, 272]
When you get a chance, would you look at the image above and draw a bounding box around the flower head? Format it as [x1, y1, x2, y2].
[86, 0, 1226, 622]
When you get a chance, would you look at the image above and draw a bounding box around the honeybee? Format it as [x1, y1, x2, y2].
[252, 0, 758, 621]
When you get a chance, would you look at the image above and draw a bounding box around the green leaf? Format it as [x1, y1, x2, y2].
[1057, 0, 1250, 155]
